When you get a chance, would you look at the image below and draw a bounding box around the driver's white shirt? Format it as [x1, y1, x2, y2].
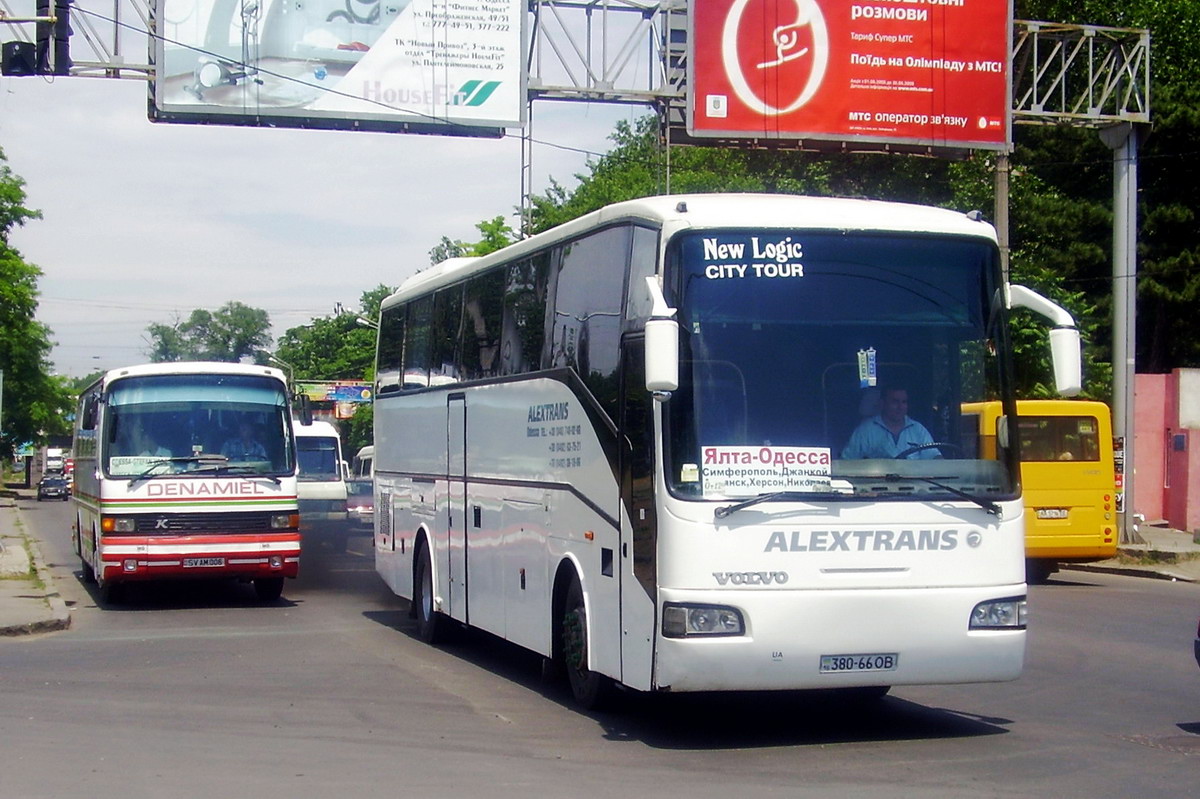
[841, 415, 937, 459]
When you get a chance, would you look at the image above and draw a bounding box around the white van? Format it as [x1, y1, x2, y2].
[352, 445, 374, 478]
[293, 419, 350, 551]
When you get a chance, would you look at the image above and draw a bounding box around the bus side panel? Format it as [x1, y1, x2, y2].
[375, 392, 445, 604]
[497, 488, 553, 652]
[374, 476, 413, 600]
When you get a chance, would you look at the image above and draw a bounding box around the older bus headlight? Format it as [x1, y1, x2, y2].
[662, 603, 745, 638]
[970, 597, 1027, 630]
[101, 516, 136, 533]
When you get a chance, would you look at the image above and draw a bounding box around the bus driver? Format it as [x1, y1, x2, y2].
[842, 385, 939, 459]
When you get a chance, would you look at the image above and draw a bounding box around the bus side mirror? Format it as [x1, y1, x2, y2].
[1008, 284, 1082, 397]
[643, 276, 679, 395]
[295, 394, 313, 426]
[81, 396, 99, 431]
[1050, 327, 1082, 397]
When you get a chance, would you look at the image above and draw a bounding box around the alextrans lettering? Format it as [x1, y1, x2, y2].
[764, 528, 960, 552]
[528, 402, 569, 423]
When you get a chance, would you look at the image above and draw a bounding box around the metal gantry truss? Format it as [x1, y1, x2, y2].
[1011, 20, 1150, 127]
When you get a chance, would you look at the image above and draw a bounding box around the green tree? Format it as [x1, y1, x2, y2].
[0, 149, 73, 457]
[430, 216, 518, 264]
[275, 285, 394, 381]
[274, 286, 393, 454]
[145, 301, 273, 363]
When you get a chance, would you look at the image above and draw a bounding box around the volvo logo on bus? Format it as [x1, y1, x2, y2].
[713, 570, 789, 586]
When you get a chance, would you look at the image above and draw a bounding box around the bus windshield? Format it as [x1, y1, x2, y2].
[665, 229, 1016, 503]
[103, 373, 294, 477]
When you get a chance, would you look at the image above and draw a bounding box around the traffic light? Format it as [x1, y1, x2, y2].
[1, 0, 68, 77]
[34, 0, 71, 76]
[1, 41, 37, 76]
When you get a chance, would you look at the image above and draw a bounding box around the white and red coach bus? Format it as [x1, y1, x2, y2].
[71, 362, 301, 602]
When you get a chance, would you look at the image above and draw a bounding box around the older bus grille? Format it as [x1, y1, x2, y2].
[132, 512, 276, 534]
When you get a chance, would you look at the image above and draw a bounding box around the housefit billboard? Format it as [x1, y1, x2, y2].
[688, 0, 1012, 151]
[149, 0, 524, 135]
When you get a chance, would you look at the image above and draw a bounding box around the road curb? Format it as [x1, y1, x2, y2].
[1061, 562, 1197, 583]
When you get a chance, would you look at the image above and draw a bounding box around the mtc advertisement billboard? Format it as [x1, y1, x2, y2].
[149, 0, 524, 136]
[689, 0, 1012, 151]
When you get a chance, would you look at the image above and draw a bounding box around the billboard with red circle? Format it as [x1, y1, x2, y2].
[688, 0, 1012, 151]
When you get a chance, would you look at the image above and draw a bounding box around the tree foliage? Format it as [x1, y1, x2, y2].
[145, 302, 273, 363]
[0, 148, 73, 457]
[430, 216, 517, 264]
[274, 285, 395, 454]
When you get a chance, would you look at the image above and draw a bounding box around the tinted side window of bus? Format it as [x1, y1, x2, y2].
[403, 295, 433, 390]
[431, 286, 464, 384]
[461, 270, 505, 381]
[502, 253, 550, 375]
[377, 305, 405, 395]
[549, 226, 631, 416]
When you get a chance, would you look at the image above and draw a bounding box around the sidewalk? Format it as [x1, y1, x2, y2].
[0, 487, 71, 636]
[1062, 522, 1200, 582]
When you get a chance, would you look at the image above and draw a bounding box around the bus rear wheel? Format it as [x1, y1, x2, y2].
[561, 577, 612, 710]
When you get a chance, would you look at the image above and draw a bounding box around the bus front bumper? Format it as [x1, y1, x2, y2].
[98, 534, 301, 583]
[654, 584, 1026, 692]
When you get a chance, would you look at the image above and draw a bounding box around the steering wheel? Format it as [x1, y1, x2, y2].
[894, 442, 963, 459]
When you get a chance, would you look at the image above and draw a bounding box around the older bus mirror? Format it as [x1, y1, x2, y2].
[643, 276, 678, 394]
[1049, 327, 1082, 397]
[81, 395, 99, 431]
[295, 393, 313, 426]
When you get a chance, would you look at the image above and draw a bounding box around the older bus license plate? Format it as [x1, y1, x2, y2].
[819, 653, 898, 673]
[1036, 508, 1069, 519]
[183, 557, 225, 568]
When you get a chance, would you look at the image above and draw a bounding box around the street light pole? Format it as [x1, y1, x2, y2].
[267, 355, 294, 386]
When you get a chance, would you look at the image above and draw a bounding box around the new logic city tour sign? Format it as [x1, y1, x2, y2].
[688, 0, 1012, 151]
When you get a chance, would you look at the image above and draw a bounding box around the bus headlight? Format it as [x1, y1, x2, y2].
[662, 603, 745, 638]
[970, 597, 1027, 630]
[270, 513, 299, 530]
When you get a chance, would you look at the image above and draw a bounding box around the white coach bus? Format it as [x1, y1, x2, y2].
[372, 194, 1082, 708]
[72, 362, 301, 602]
[293, 419, 351, 551]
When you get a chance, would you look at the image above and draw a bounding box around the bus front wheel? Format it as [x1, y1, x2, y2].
[561, 577, 612, 710]
[254, 577, 284, 602]
[414, 542, 446, 644]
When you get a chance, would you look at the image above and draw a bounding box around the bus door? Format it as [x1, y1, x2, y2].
[618, 340, 656, 691]
[447, 394, 468, 623]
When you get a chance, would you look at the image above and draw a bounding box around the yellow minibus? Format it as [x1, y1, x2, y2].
[963, 400, 1118, 583]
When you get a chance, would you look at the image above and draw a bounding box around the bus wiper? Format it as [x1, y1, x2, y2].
[714, 492, 787, 519]
[183, 460, 282, 486]
[128, 454, 230, 486]
[714, 485, 859, 519]
[885, 474, 1001, 517]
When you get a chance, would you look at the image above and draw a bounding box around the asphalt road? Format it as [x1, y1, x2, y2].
[4, 496, 1198, 799]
